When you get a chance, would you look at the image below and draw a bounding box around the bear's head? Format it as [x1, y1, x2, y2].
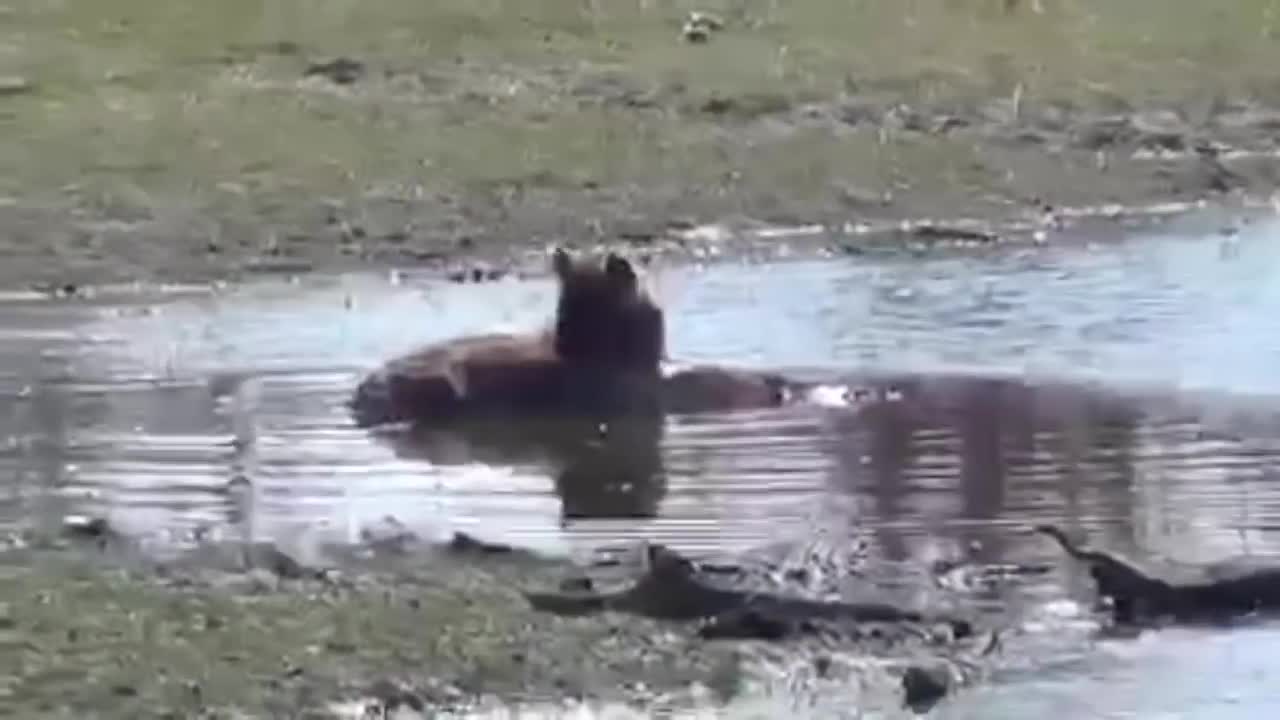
[551, 248, 665, 372]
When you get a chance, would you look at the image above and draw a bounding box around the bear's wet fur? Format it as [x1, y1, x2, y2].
[660, 365, 797, 414]
[349, 248, 666, 428]
[552, 250, 665, 373]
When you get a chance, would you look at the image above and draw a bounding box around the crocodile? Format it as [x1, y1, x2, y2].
[1036, 524, 1280, 625]
[523, 543, 975, 642]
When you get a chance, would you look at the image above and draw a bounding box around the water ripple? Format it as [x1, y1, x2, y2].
[0, 210, 1279, 588]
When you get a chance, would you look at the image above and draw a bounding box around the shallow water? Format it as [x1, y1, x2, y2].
[4, 208, 1280, 715]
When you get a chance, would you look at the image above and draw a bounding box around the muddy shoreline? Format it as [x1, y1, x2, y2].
[4, 89, 1278, 293]
[5, 2, 1280, 290]
[0, 521, 1021, 718]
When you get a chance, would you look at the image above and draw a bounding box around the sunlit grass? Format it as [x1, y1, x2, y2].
[4, 0, 1280, 211]
[0, 552, 737, 717]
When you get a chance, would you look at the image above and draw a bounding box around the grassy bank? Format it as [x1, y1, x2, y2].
[0, 548, 747, 718]
[2, 1, 1280, 288]
[7, 1, 1280, 197]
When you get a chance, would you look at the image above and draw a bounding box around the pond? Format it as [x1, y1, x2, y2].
[3, 207, 1280, 716]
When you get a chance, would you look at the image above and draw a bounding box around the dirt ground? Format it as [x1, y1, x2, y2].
[3, 0, 1280, 290]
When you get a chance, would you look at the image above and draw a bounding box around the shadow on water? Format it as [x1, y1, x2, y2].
[4, 208, 1280, 714]
[375, 412, 669, 521]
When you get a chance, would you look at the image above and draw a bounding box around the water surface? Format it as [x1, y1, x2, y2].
[4, 209, 1280, 716]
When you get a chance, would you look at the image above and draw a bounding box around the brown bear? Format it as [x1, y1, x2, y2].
[349, 248, 667, 428]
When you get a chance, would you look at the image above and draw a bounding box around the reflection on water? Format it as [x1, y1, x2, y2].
[940, 622, 1280, 719]
[3, 209, 1280, 714]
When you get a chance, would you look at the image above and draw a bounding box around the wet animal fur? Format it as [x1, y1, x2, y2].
[661, 365, 798, 413]
[350, 248, 666, 428]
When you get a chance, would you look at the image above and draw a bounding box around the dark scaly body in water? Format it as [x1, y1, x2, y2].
[1036, 524, 1280, 625]
[524, 543, 976, 640]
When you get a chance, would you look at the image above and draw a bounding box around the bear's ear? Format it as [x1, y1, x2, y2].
[552, 247, 574, 280]
[604, 253, 636, 288]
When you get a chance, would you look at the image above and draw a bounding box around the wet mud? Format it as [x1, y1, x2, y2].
[3, 92, 1277, 294]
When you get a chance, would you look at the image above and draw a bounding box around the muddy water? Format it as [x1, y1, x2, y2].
[4, 209, 1280, 714]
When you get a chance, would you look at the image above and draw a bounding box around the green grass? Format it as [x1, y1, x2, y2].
[0, 551, 741, 718]
[5, 0, 1280, 211]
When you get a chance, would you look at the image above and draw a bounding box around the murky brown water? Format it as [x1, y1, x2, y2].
[4, 208, 1280, 716]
